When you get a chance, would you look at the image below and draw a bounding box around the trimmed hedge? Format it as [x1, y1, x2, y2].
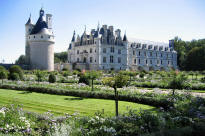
[0, 84, 172, 109]
[131, 81, 205, 91]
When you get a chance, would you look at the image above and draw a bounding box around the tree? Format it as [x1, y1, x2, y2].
[9, 73, 20, 81]
[168, 72, 187, 96]
[0, 70, 8, 84]
[15, 55, 26, 65]
[9, 65, 24, 80]
[35, 70, 45, 83]
[54, 52, 68, 63]
[86, 71, 101, 91]
[102, 73, 129, 116]
[78, 73, 90, 85]
[48, 73, 56, 83]
[185, 46, 205, 71]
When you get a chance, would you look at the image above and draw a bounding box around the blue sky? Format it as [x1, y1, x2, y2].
[0, 0, 205, 63]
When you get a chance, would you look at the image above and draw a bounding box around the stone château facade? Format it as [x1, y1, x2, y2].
[67, 24, 177, 71]
[25, 8, 55, 71]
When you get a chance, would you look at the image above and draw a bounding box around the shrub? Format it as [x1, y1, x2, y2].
[201, 77, 205, 83]
[78, 73, 90, 85]
[48, 74, 56, 83]
[9, 65, 23, 80]
[9, 73, 20, 81]
[139, 73, 145, 78]
[35, 70, 45, 82]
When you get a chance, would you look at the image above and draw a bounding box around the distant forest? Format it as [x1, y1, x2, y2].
[173, 37, 205, 71]
[15, 37, 205, 71]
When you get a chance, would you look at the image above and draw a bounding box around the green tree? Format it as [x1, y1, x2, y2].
[168, 72, 187, 96]
[0, 70, 8, 84]
[86, 71, 101, 91]
[102, 73, 129, 116]
[35, 70, 45, 83]
[54, 52, 68, 63]
[9, 65, 24, 80]
[185, 46, 205, 71]
[48, 73, 56, 83]
[15, 55, 26, 65]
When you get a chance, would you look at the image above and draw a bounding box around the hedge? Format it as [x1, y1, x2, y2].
[0, 84, 173, 109]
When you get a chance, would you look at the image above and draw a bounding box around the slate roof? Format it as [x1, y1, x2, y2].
[30, 10, 48, 35]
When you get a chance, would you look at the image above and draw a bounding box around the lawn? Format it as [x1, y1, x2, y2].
[0, 89, 155, 116]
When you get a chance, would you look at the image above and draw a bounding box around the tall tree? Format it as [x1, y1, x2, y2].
[102, 73, 129, 116]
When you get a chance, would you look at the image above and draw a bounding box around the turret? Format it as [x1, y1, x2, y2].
[46, 14, 52, 29]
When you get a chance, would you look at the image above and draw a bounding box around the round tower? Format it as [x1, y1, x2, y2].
[25, 14, 34, 65]
[27, 8, 55, 71]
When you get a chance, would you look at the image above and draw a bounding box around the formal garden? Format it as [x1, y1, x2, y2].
[0, 65, 205, 135]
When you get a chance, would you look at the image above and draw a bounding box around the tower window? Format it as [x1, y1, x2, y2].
[90, 57, 93, 63]
[118, 57, 121, 63]
[110, 47, 114, 53]
[139, 51, 141, 56]
[103, 48, 106, 53]
[103, 57, 106, 63]
[144, 52, 147, 56]
[150, 52, 152, 57]
[133, 51, 135, 55]
[110, 56, 114, 63]
[118, 49, 121, 54]
[134, 59, 136, 64]
[83, 57, 86, 63]
[138, 59, 140, 64]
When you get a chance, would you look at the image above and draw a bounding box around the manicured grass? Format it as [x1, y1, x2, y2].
[0, 89, 155, 116]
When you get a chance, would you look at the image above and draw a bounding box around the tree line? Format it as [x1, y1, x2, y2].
[174, 37, 205, 71]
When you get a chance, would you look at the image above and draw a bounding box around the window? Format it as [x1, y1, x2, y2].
[150, 60, 152, 64]
[134, 59, 136, 64]
[138, 59, 140, 64]
[90, 57, 93, 63]
[41, 35, 43, 38]
[172, 54, 173, 58]
[133, 51, 135, 55]
[161, 60, 163, 65]
[34, 36, 35, 38]
[103, 48, 106, 53]
[83, 57, 86, 63]
[168, 61, 169, 65]
[95, 59, 96, 62]
[161, 53, 163, 57]
[150, 52, 152, 57]
[118, 57, 121, 63]
[167, 54, 168, 58]
[110, 47, 114, 53]
[29, 36, 30, 39]
[77, 58, 79, 62]
[103, 57, 106, 63]
[139, 51, 141, 56]
[157, 60, 159, 64]
[144, 52, 147, 56]
[118, 49, 121, 54]
[146, 59, 148, 64]
[110, 56, 114, 63]
[90, 48, 92, 53]
[156, 53, 157, 57]
[77, 50, 79, 54]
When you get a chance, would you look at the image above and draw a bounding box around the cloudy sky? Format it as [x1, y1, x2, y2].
[0, 0, 205, 63]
